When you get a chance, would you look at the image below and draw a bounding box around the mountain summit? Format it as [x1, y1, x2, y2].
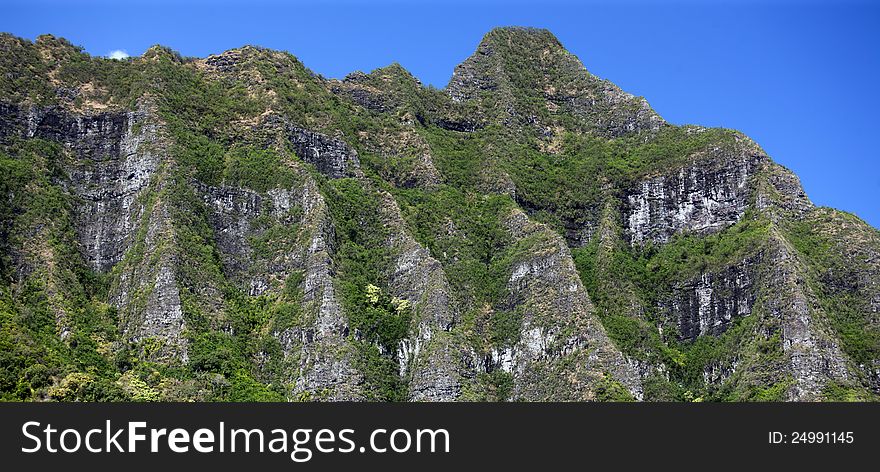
[0, 28, 877, 402]
[448, 27, 664, 138]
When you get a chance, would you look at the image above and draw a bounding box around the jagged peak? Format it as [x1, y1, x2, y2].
[446, 26, 664, 137]
[447, 26, 583, 93]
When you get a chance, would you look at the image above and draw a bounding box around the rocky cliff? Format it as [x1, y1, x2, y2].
[0, 27, 877, 402]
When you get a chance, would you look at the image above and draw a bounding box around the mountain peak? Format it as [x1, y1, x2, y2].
[447, 26, 663, 138]
[142, 44, 184, 62]
[479, 26, 563, 50]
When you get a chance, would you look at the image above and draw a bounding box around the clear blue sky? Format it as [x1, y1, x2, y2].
[3, 0, 879, 228]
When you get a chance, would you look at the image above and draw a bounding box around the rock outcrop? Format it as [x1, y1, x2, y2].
[287, 125, 362, 180]
[2, 102, 161, 271]
[626, 139, 764, 245]
[495, 208, 642, 400]
[661, 255, 761, 342]
[376, 191, 463, 401]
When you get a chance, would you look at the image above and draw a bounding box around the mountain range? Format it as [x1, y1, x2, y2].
[1, 27, 878, 401]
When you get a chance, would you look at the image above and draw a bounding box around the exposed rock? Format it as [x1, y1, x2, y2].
[330, 74, 389, 112]
[756, 162, 814, 217]
[287, 177, 364, 400]
[786, 208, 880, 393]
[197, 184, 263, 281]
[627, 142, 764, 245]
[0, 100, 188, 359]
[109, 184, 188, 362]
[203, 48, 247, 74]
[2, 102, 161, 271]
[374, 190, 463, 400]
[405, 332, 470, 402]
[0, 102, 27, 142]
[763, 231, 856, 400]
[661, 255, 761, 342]
[495, 208, 642, 400]
[287, 125, 362, 179]
[196, 182, 305, 295]
[2, 29, 878, 402]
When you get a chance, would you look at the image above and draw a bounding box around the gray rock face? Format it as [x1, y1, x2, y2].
[756, 162, 814, 217]
[784, 209, 880, 394]
[627, 144, 764, 245]
[109, 182, 188, 362]
[26, 107, 128, 158]
[329, 74, 389, 113]
[374, 191, 463, 401]
[287, 177, 364, 400]
[763, 233, 855, 400]
[254, 117, 466, 399]
[203, 48, 245, 73]
[580, 85, 664, 137]
[194, 163, 364, 399]
[66, 109, 161, 272]
[185, 116, 371, 399]
[661, 255, 761, 342]
[1, 103, 161, 272]
[196, 183, 303, 295]
[3, 31, 876, 403]
[287, 125, 362, 179]
[405, 334, 468, 401]
[129, 263, 187, 360]
[198, 184, 264, 280]
[495, 208, 642, 400]
[0, 102, 27, 143]
[0, 101, 187, 359]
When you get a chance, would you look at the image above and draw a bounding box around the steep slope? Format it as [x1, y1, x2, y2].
[0, 28, 877, 402]
[447, 27, 664, 140]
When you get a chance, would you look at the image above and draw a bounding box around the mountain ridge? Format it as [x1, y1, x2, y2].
[0, 27, 877, 402]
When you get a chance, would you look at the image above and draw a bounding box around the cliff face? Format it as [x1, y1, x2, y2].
[495, 208, 641, 400]
[661, 254, 761, 342]
[0, 28, 877, 402]
[625, 137, 764, 245]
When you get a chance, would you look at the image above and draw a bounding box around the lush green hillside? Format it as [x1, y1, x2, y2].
[0, 28, 877, 402]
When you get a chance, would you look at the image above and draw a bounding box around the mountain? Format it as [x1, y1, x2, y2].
[0, 27, 877, 402]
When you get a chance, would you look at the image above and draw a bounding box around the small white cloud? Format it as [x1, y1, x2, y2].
[107, 49, 129, 60]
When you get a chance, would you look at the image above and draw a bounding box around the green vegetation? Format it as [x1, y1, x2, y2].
[322, 178, 411, 400]
[784, 211, 880, 367]
[393, 187, 513, 308]
[0, 140, 133, 401]
[595, 375, 636, 402]
[0, 34, 54, 104]
[1, 31, 877, 402]
[573, 214, 773, 399]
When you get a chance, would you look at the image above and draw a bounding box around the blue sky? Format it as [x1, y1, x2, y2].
[3, 0, 879, 227]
